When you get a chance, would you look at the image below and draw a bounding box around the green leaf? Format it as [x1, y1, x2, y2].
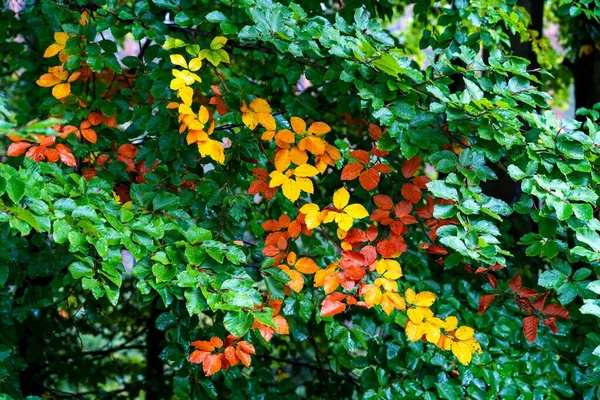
[373, 54, 401, 76]
[69, 261, 94, 279]
[538, 270, 568, 289]
[223, 311, 253, 336]
[6, 174, 25, 203]
[184, 227, 212, 244]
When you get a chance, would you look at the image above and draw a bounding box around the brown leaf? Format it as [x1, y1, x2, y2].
[508, 273, 522, 293]
[478, 294, 496, 315]
[543, 304, 570, 320]
[522, 315, 539, 342]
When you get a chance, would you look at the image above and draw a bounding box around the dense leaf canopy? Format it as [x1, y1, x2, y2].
[1, 0, 600, 399]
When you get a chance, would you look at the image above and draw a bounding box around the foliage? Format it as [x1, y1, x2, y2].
[0, 0, 599, 399]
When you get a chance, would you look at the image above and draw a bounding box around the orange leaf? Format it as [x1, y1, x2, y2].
[349, 149, 370, 164]
[237, 341, 255, 355]
[522, 315, 539, 342]
[88, 111, 104, 125]
[202, 354, 222, 376]
[191, 340, 215, 352]
[81, 127, 97, 144]
[402, 156, 421, 178]
[26, 146, 46, 162]
[118, 144, 138, 159]
[341, 162, 363, 180]
[394, 201, 412, 217]
[210, 336, 223, 348]
[478, 294, 495, 315]
[7, 142, 32, 157]
[235, 347, 252, 367]
[321, 293, 347, 317]
[45, 148, 59, 163]
[56, 144, 76, 167]
[401, 183, 421, 203]
[359, 168, 379, 191]
[189, 350, 210, 364]
[224, 346, 239, 366]
[273, 315, 289, 334]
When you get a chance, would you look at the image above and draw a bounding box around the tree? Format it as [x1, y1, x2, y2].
[0, 0, 599, 398]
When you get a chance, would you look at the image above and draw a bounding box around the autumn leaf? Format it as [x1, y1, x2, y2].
[478, 294, 495, 315]
[522, 315, 539, 342]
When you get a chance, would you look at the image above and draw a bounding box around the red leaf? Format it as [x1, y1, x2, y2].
[26, 146, 46, 161]
[401, 156, 421, 178]
[394, 201, 412, 217]
[478, 294, 496, 315]
[372, 163, 391, 173]
[349, 149, 370, 164]
[426, 244, 448, 255]
[518, 287, 538, 298]
[412, 175, 431, 190]
[7, 141, 32, 157]
[373, 194, 394, 210]
[401, 183, 421, 203]
[543, 304, 570, 320]
[360, 245, 377, 265]
[522, 316, 539, 342]
[508, 273, 522, 293]
[542, 317, 559, 333]
[368, 124, 382, 140]
[533, 291, 549, 311]
[487, 274, 498, 289]
[366, 226, 378, 242]
[341, 250, 366, 267]
[321, 293, 347, 316]
[359, 168, 380, 191]
[341, 162, 364, 180]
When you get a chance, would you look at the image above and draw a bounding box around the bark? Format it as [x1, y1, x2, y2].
[145, 299, 166, 399]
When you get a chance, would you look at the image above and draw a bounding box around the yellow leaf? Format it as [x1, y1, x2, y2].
[188, 57, 202, 71]
[405, 321, 424, 342]
[307, 121, 331, 135]
[210, 36, 228, 50]
[290, 117, 306, 135]
[375, 278, 397, 292]
[455, 326, 474, 340]
[442, 316, 458, 331]
[424, 322, 441, 344]
[249, 98, 271, 113]
[43, 43, 65, 58]
[364, 286, 382, 306]
[170, 54, 188, 69]
[242, 111, 258, 130]
[451, 341, 473, 365]
[343, 203, 369, 219]
[198, 139, 224, 164]
[386, 292, 406, 311]
[298, 136, 326, 155]
[282, 179, 301, 201]
[294, 164, 318, 177]
[335, 213, 353, 231]
[217, 49, 230, 63]
[300, 203, 320, 215]
[295, 177, 314, 195]
[52, 83, 71, 99]
[37, 73, 61, 87]
[258, 113, 276, 131]
[413, 291, 436, 307]
[198, 105, 210, 124]
[55, 32, 70, 45]
[333, 187, 350, 209]
[380, 295, 395, 315]
[268, 170, 287, 187]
